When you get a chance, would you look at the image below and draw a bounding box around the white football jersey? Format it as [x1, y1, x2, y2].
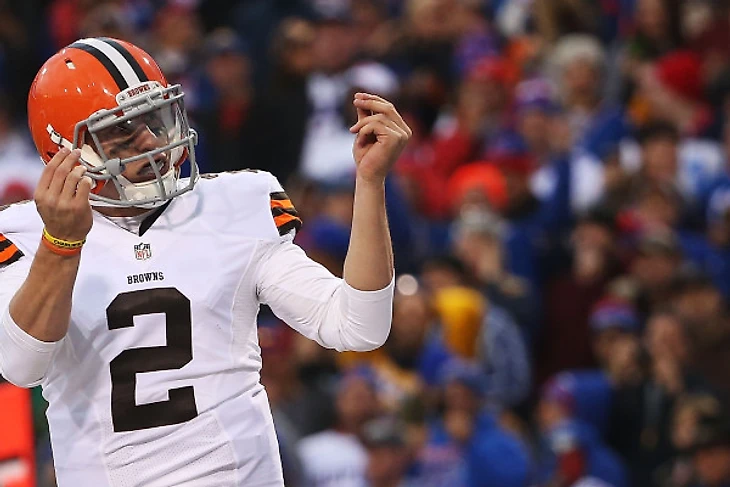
[0, 170, 393, 487]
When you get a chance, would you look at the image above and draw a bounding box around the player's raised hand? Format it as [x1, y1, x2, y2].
[34, 147, 94, 243]
[349, 93, 412, 184]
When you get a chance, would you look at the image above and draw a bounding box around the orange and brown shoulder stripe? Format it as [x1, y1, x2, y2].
[0, 233, 23, 266]
[270, 192, 302, 236]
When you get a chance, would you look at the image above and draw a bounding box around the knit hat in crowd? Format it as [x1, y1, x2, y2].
[514, 78, 560, 114]
[447, 163, 508, 213]
[589, 299, 640, 334]
[433, 286, 485, 359]
[655, 50, 703, 102]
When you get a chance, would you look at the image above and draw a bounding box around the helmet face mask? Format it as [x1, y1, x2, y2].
[29, 38, 200, 209]
[72, 82, 199, 208]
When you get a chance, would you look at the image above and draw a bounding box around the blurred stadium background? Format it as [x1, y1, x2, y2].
[2, 0, 730, 486]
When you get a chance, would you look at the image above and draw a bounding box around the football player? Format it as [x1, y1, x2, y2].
[0, 37, 410, 486]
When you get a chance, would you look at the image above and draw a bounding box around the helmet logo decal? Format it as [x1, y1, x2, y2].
[116, 81, 161, 104]
[126, 84, 152, 98]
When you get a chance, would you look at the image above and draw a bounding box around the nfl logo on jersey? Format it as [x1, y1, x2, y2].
[134, 243, 152, 261]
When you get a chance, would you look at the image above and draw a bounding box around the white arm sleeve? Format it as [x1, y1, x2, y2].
[255, 236, 394, 352]
[0, 257, 60, 387]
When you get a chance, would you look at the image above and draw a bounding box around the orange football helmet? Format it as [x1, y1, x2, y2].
[27, 37, 199, 208]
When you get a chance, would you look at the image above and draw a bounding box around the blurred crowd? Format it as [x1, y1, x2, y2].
[1, 0, 730, 486]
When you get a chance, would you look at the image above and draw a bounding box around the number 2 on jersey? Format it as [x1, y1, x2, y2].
[107, 288, 198, 432]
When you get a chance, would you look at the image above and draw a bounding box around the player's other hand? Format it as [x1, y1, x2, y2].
[34, 147, 93, 242]
[349, 93, 412, 184]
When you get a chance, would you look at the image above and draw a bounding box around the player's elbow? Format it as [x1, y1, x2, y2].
[0, 366, 44, 388]
[0, 344, 51, 388]
[367, 323, 391, 351]
[337, 278, 394, 352]
[315, 278, 394, 352]
[0, 309, 57, 388]
[342, 318, 392, 352]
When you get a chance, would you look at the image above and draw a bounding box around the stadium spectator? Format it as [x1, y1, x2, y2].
[681, 184, 730, 299]
[539, 298, 646, 439]
[362, 416, 418, 487]
[414, 359, 530, 487]
[591, 298, 641, 371]
[298, 368, 382, 487]
[687, 402, 730, 487]
[260, 323, 333, 485]
[630, 230, 683, 317]
[245, 17, 317, 185]
[535, 376, 629, 487]
[149, 1, 203, 86]
[538, 210, 622, 384]
[548, 34, 627, 157]
[661, 393, 724, 487]
[450, 207, 537, 339]
[340, 289, 429, 413]
[607, 310, 704, 487]
[0, 94, 42, 205]
[624, 0, 684, 64]
[532, 0, 602, 43]
[194, 28, 254, 173]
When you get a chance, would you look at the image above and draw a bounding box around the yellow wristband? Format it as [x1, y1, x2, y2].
[42, 228, 86, 250]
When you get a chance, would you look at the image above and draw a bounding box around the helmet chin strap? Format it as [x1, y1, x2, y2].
[89, 197, 167, 209]
[88, 199, 160, 209]
[118, 169, 177, 202]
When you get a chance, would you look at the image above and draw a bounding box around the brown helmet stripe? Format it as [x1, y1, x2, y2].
[100, 37, 149, 83]
[69, 41, 128, 90]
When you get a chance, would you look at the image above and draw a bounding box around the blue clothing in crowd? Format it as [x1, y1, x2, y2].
[415, 412, 530, 487]
[555, 370, 614, 436]
[482, 306, 532, 407]
[578, 106, 630, 160]
[466, 413, 531, 487]
[537, 419, 629, 487]
[680, 232, 730, 299]
[505, 154, 573, 292]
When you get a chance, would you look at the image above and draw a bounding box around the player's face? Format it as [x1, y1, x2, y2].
[93, 107, 175, 183]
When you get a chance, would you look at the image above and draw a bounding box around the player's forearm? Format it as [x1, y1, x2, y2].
[9, 243, 80, 342]
[343, 178, 394, 291]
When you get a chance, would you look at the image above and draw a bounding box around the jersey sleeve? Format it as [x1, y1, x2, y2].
[266, 174, 302, 237]
[254, 237, 393, 352]
[0, 232, 24, 266]
[0, 246, 60, 388]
